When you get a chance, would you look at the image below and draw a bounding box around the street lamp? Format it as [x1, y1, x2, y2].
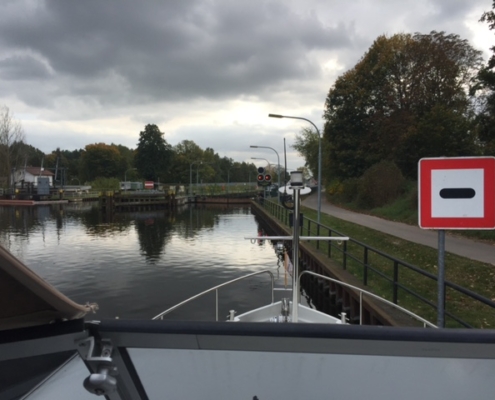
[251, 157, 272, 169]
[124, 168, 137, 192]
[250, 145, 280, 203]
[269, 113, 322, 224]
[189, 161, 202, 197]
[196, 162, 213, 196]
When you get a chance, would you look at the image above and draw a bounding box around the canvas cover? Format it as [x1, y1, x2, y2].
[0, 244, 96, 330]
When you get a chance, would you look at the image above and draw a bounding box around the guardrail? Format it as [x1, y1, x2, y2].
[299, 271, 436, 328]
[260, 199, 495, 328]
[152, 270, 275, 321]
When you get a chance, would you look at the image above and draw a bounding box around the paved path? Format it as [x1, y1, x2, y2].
[302, 193, 495, 265]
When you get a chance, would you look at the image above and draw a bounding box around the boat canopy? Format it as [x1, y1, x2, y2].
[0, 244, 96, 331]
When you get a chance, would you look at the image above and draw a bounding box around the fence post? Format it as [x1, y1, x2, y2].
[327, 228, 332, 257]
[317, 223, 320, 250]
[393, 260, 399, 304]
[343, 241, 347, 270]
[363, 247, 368, 285]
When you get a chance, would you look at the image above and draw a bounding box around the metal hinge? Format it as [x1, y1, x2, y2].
[77, 336, 118, 396]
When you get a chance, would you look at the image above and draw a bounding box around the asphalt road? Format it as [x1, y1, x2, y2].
[302, 193, 495, 265]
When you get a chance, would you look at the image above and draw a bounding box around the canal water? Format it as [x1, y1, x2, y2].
[0, 203, 286, 321]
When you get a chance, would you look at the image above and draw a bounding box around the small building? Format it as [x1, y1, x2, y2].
[12, 167, 55, 188]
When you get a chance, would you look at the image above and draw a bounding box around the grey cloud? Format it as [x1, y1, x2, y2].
[0, 0, 491, 160]
[0, 54, 52, 80]
[0, 0, 356, 108]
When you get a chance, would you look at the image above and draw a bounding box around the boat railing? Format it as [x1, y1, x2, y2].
[152, 270, 276, 321]
[299, 270, 437, 328]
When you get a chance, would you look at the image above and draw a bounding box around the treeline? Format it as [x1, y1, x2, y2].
[295, 16, 495, 208]
[324, 31, 482, 181]
[1, 123, 261, 187]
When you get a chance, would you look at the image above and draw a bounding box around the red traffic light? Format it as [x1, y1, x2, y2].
[264, 174, 272, 182]
[257, 174, 264, 182]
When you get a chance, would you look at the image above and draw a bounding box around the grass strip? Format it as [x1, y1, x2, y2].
[267, 201, 495, 328]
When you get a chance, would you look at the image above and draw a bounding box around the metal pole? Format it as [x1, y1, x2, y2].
[189, 161, 201, 197]
[268, 114, 322, 223]
[437, 229, 445, 328]
[189, 163, 193, 197]
[292, 184, 300, 322]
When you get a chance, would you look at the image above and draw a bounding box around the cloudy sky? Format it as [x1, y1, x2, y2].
[0, 0, 492, 170]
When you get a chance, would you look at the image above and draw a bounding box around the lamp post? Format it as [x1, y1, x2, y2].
[189, 161, 203, 197]
[269, 113, 322, 224]
[251, 157, 272, 171]
[124, 168, 137, 192]
[250, 145, 280, 203]
[196, 162, 213, 196]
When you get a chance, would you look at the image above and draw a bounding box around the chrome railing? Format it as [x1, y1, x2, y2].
[299, 271, 437, 328]
[152, 270, 276, 321]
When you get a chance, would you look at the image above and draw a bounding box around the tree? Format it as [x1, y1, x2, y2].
[293, 128, 319, 178]
[473, 1, 495, 154]
[134, 124, 172, 182]
[324, 31, 483, 180]
[0, 106, 26, 187]
[80, 143, 123, 182]
[6, 142, 44, 169]
[60, 149, 84, 185]
[113, 144, 135, 176]
[167, 140, 205, 184]
[44, 148, 70, 186]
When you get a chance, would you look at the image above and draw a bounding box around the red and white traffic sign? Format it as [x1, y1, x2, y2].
[418, 157, 495, 229]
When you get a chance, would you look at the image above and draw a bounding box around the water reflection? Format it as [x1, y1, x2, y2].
[0, 203, 280, 320]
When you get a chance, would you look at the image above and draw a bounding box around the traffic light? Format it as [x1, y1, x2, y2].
[256, 166, 272, 186]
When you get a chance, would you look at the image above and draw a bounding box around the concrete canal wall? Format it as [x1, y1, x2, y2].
[99, 192, 256, 212]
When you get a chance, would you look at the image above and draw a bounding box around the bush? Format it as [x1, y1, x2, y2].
[326, 179, 343, 196]
[341, 178, 360, 203]
[89, 177, 120, 190]
[357, 161, 405, 208]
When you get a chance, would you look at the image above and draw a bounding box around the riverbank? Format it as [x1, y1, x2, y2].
[298, 194, 495, 328]
[0, 199, 69, 206]
[302, 193, 495, 265]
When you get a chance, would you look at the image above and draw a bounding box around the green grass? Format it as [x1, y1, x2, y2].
[330, 182, 495, 243]
[264, 200, 495, 328]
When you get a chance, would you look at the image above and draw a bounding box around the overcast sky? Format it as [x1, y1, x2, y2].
[0, 0, 492, 171]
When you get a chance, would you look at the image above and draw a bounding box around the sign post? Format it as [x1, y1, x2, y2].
[418, 157, 495, 327]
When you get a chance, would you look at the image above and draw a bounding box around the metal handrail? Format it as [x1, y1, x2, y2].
[299, 270, 437, 328]
[152, 270, 276, 321]
[259, 199, 495, 327]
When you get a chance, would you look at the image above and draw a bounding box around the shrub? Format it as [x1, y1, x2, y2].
[89, 177, 120, 190]
[341, 178, 360, 203]
[357, 161, 405, 208]
[326, 179, 343, 196]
